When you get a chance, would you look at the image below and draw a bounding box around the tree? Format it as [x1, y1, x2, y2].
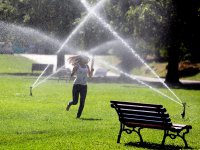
[106, 0, 200, 83]
[0, 0, 82, 38]
[105, 0, 171, 72]
[165, 0, 200, 83]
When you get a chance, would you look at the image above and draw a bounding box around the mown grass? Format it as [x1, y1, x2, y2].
[0, 76, 200, 150]
[0, 55, 34, 73]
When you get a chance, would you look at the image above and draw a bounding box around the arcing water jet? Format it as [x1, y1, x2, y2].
[80, 0, 182, 105]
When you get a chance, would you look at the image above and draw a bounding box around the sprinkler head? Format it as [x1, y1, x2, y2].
[30, 86, 32, 96]
[181, 102, 186, 119]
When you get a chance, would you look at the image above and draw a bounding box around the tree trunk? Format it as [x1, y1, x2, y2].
[165, 45, 180, 83]
[165, 0, 182, 84]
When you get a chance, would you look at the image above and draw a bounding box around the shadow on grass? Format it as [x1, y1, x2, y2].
[175, 82, 200, 90]
[125, 142, 193, 150]
[124, 81, 200, 90]
[80, 118, 102, 121]
[0, 73, 37, 76]
[16, 130, 48, 135]
[159, 81, 200, 90]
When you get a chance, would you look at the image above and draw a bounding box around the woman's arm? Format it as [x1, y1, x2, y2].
[71, 66, 78, 77]
[87, 65, 94, 78]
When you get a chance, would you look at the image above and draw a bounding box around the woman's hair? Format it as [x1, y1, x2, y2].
[68, 55, 90, 66]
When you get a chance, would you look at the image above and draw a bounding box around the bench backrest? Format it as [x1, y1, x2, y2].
[111, 100, 172, 129]
[32, 63, 53, 75]
[32, 64, 50, 70]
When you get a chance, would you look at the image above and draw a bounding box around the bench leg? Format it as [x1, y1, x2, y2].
[181, 134, 188, 148]
[161, 130, 167, 146]
[117, 123, 124, 143]
[177, 129, 189, 148]
[131, 127, 143, 144]
[162, 129, 190, 148]
[137, 127, 143, 143]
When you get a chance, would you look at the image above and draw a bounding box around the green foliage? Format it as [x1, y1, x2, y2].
[0, 76, 200, 149]
[0, 0, 82, 37]
[1, 0, 199, 62]
[106, 0, 172, 50]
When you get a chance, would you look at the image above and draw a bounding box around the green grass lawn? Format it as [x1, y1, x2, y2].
[0, 55, 34, 74]
[0, 76, 200, 150]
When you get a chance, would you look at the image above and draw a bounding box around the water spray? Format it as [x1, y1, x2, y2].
[98, 57, 186, 118]
[30, 0, 107, 90]
[56, 0, 107, 54]
[33, 65, 66, 89]
[30, 86, 33, 96]
[93, 57, 182, 106]
[181, 102, 186, 119]
[91, 55, 94, 69]
[80, 0, 183, 105]
[31, 64, 50, 88]
[28, 0, 184, 118]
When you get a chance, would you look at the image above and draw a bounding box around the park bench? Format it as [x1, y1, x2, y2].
[32, 63, 53, 75]
[110, 100, 192, 148]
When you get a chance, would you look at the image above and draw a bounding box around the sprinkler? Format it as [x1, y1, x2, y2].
[181, 102, 186, 119]
[30, 86, 33, 96]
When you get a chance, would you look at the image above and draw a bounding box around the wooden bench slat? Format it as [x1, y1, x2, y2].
[119, 109, 167, 117]
[116, 104, 166, 112]
[122, 118, 172, 126]
[170, 124, 192, 132]
[172, 123, 192, 128]
[111, 100, 163, 108]
[125, 122, 171, 129]
[121, 114, 171, 122]
[122, 113, 170, 119]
